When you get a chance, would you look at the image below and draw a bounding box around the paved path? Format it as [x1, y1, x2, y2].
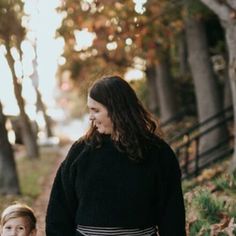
[33, 145, 70, 236]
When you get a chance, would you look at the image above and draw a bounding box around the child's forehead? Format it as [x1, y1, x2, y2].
[4, 216, 29, 226]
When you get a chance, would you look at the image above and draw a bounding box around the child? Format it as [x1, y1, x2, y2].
[0, 203, 37, 236]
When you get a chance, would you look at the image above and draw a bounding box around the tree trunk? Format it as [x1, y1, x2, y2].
[0, 101, 20, 195]
[35, 88, 53, 137]
[225, 24, 236, 170]
[31, 53, 53, 137]
[199, 0, 236, 171]
[178, 30, 190, 77]
[223, 66, 233, 109]
[5, 45, 39, 159]
[155, 53, 178, 123]
[145, 65, 159, 114]
[185, 16, 228, 154]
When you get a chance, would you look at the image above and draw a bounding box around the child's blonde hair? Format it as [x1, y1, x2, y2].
[1, 203, 37, 231]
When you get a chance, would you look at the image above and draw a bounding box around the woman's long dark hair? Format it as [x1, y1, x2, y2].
[82, 75, 162, 162]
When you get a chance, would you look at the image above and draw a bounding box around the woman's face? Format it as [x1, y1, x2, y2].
[87, 96, 113, 134]
[1, 217, 36, 236]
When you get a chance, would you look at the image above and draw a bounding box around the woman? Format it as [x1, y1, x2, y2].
[46, 75, 186, 236]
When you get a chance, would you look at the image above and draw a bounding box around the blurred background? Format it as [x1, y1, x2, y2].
[1, 0, 236, 235]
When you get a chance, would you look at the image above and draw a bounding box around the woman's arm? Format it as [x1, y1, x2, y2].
[45, 141, 85, 236]
[157, 144, 186, 236]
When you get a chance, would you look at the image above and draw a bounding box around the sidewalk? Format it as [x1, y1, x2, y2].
[33, 144, 71, 236]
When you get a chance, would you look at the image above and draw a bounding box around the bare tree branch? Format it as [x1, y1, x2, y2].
[200, 0, 231, 21]
[228, 0, 236, 9]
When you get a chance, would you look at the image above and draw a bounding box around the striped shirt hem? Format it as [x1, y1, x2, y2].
[76, 225, 157, 236]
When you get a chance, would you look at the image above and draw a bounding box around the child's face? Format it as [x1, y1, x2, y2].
[1, 217, 36, 236]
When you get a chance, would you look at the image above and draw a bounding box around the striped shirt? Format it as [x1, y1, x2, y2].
[76, 225, 157, 236]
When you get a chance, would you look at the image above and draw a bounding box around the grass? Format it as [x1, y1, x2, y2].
[184, 165, 236, 235]
[0, 146, 60, 213]
[194, 190, 225, 223]
[189, 220, 209, 236]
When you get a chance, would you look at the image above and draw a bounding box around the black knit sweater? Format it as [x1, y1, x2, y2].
[46, 136, 186, 236]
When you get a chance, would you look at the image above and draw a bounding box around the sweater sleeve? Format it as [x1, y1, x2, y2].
[157, 144, 186, 236]
[45, 141, 85, 236]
